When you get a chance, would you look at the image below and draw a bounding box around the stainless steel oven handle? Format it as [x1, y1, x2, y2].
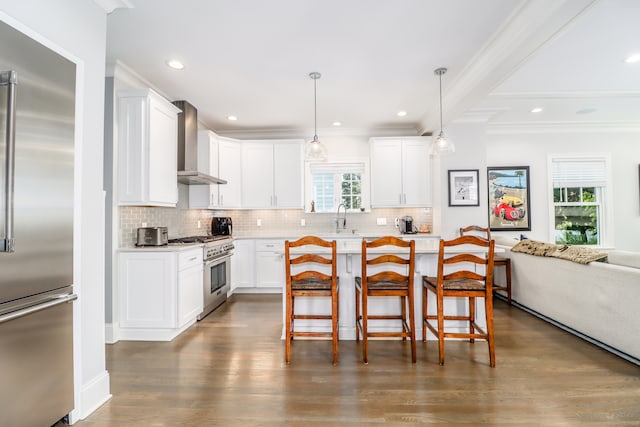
[0, 70, 17, 253]
[0, 293, 77, 324]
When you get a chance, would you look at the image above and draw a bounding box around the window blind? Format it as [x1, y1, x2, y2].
[310, 162, 364, 174]
[551, 158, 607, 188]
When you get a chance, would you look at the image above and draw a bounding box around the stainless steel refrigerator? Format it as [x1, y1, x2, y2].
[0, 20, 77, 427]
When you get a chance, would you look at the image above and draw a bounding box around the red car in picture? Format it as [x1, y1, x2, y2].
[493, 202, 526, 220]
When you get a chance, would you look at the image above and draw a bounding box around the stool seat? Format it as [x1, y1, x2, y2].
[423, 276, 486, 291]
[291, 278, 334, 291]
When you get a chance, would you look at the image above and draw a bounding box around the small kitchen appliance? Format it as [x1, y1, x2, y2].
[400, 216, 417, 234]
[136, 226, 169, 246]
[212, 217, 232, 236]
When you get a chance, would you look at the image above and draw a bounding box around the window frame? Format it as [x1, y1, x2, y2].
[304, 160, 370, 213]
[547, 154, 613, 248]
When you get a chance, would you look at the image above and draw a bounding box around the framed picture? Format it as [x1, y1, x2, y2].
[448, 169, 479, 206]
[487, 166, 531, 231]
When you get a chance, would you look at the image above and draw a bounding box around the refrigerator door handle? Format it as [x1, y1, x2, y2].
[0, 293, 77, 324]
[0, 69, 17, 253]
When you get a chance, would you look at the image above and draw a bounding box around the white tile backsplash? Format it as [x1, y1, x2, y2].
[119, 206, 432, 246]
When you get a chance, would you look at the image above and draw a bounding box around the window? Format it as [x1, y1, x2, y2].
[306, 162, 368, 213]
[550, 156, 610, 246]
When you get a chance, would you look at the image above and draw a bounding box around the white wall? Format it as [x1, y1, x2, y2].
[441, 121, 640, 251]
[0, 0, 111, 422]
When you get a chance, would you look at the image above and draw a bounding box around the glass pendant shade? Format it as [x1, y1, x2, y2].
[430, 130, 455, 155]
[305, 135, 327, 160]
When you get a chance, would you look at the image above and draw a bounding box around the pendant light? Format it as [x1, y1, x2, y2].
[305, 71, 328, 161]
[431, 67, 455, 156]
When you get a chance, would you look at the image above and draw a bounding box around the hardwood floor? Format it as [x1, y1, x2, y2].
[75, 295, 640, 426]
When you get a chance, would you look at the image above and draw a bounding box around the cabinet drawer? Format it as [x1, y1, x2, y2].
[255, 240, 283, 252]
[178, 249, 203, 270]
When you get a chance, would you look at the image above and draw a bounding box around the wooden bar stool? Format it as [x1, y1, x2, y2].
[422, 235, 497, 367]
[355, 236, 416, 364]
[284, 236, 339, 364]
[460, 225, 512, 304]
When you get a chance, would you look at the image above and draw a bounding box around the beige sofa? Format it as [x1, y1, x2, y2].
[496, 237, 640, 364]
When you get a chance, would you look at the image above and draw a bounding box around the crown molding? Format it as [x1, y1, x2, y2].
[216, 126, 421, 140]
[488, 91, 640, 100]
[94, 0, 133, 14]
[486, 120, 640, 134]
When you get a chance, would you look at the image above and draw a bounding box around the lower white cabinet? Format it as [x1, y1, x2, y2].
[118, 248, 203, 341]
[231, 239, 254, 291]
[231, 239, 284, 293]
[255, 240, 284, 288]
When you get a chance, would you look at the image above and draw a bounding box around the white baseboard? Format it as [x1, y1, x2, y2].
[68, 370, 112, 424]
[105, 322, 117, 344]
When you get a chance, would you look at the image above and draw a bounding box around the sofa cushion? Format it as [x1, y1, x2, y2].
[511, 239, 559, 256]
[607, 250, 640, 269]
[552, 245, 608, 264]
[493, 235, 519, 248]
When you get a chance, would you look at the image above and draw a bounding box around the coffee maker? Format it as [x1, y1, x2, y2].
[399, 216, 417, 234]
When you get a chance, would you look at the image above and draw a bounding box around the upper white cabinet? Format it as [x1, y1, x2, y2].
[218, 138, 242, 208]
[118, 88, 180, 207]
[241, 140, 303, 209]
[370, 137, 431, 207]
[188, 130, 219, 208]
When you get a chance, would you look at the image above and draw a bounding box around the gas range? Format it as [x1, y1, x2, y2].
[168, 235, 234, 260]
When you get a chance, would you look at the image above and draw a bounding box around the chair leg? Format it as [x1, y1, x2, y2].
[469, 296, 475, 343]
[408, 287, 416, 363]
[355, 285, 360, 342]
[505, 259, 512, 305]
[285, 292, 293, 364]
[332, 288, 339, 365]
[401, 295, 407, 342]
[422, 285, 428, 342]
[485, 294, 496, 368]
[437, 292, 445, 365]
[362, 291, 369, 364]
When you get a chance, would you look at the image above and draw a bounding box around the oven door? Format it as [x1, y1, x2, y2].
[200, 254, 231, 320]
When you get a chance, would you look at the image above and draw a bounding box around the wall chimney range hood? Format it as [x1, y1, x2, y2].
[173, 100, 227, 185]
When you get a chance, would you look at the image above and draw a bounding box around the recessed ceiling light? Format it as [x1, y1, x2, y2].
[397, 110, 407, 117]
[227, 115, 238, 121]
[530, 107, 543, 113]
[332, 121, 342, 126]
[166, 59, 184, 70]
[624, 53, 640, 63]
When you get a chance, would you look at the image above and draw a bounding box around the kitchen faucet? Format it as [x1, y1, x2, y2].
[336, 203, 347, 233]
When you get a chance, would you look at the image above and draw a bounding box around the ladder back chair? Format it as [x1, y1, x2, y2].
[422, 235, 496, 367]
[355, 236, 416, 364]
[460, 225, 512, 304]
[284, 236, 339, 364]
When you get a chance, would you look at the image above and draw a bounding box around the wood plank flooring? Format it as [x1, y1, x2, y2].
[75, 295, 640, 426]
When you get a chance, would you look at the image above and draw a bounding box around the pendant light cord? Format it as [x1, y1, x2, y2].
[438, 71, 443, 133]
[314, 76, 318, 139]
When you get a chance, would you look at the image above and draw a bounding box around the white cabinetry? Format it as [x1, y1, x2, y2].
[231, 239, 255, 291]
[255, 240, 284, 290]
[242, 140, 303, 208]
[118, 89, 180, 207]
[118, 247, 203, 341]
[189, 130, 219, 208]
[231, 239, 283, 294]
[218, 138, 242, 208]
[370, 137, 431, 207]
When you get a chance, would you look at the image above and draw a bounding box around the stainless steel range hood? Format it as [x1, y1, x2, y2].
[173, 100, 227, 185]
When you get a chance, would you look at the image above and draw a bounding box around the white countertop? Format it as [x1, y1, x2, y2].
[118, 243, 204, 252]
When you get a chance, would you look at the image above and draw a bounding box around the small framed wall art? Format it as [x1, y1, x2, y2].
[448, 169, 479, 206]
[487, 165, 531, 231]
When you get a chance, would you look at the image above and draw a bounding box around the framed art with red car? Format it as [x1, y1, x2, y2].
[487, 166, 531, 231]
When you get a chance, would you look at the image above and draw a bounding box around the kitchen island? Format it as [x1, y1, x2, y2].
[280, 237, 501, 341]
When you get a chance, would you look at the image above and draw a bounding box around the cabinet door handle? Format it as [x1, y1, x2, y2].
[220, 194, 224, 206]
[399, 194, 402, 205]
[188, 256, 198, 261]
[274, 195, 277, 206]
